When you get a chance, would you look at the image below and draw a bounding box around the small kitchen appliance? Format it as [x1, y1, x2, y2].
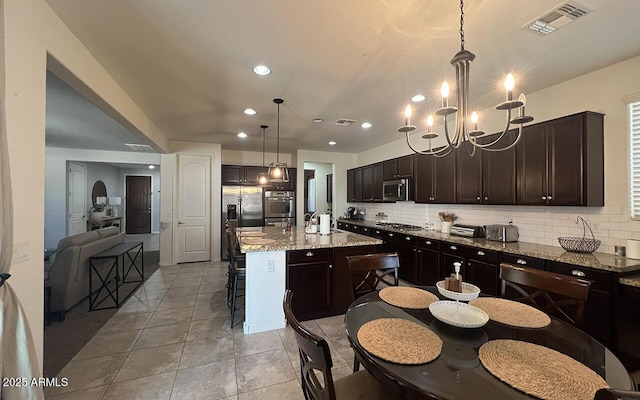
[485, 224, 519, 242]
[450, 224, 486, 238]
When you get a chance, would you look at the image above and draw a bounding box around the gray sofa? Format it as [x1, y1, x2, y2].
[46, 227, 125, 318]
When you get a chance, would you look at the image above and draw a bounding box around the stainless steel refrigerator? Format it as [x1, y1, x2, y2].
[221, 186, 264, 260]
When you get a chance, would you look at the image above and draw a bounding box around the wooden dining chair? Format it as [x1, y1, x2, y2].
[345, 252, 400, 300]
[283, 290, 401, 400]
[499, 262, 592, 327]
[594, 388, 640, 399]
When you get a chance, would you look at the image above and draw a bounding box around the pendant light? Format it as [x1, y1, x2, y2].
[268, 98, 290, 182]
[257, 125, 270, 186]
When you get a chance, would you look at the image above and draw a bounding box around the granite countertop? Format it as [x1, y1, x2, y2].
[619, 273, 640, 288]
[238, 226, 382, 253]
[338, 219, 640, 273]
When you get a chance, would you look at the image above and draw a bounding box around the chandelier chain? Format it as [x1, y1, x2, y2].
[459, 0, 465, 50]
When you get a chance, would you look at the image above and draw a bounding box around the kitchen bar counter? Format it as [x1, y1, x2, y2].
[237, 226, 381, 335]
[238, 226, 381, 253]
[338, 219, 640, 273]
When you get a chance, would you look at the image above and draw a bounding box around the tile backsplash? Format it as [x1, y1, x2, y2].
[348, 202, 640, 255]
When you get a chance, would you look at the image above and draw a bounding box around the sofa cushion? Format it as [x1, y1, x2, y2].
[55, 231, 100, 254]
[97, 226, 120, 238]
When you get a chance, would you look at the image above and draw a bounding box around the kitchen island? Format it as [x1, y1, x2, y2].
[238, 226, 382, 334]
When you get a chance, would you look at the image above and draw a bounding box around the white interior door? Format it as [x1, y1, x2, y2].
[175, 154, 211, 263]
[68, 162, 87, 236]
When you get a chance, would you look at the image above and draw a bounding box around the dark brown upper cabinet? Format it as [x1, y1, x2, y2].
[383, 155, 414, 180]
[414, 151, 456, 204]
[362, 163, 383, 202]
[516, 112, 604, 206]
[222, 165, 264, 185]
[347, 167, 363, 202]
[455, 143, 483, 204]
[481, 130, 517, 205]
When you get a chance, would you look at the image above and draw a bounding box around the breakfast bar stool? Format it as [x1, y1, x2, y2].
[226, 229, 246, 328]
[283, 290, 402, 400]
[594, 388, 640, 399]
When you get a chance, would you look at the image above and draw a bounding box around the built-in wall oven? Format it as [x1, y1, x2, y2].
[264, 191, 295, 226]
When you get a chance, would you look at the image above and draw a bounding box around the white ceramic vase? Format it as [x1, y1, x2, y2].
[441, 221, 453, 234]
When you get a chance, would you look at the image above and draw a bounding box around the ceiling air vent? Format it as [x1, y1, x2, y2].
[524, 1, 592, 36]
[124, 143, 155, 152]
[333, 118, 356, 127]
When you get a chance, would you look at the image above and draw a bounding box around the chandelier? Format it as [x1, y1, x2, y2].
[398, 0, 533, 157]
[268, 98, 290, 182]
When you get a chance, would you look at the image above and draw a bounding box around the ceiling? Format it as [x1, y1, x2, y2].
[45, 0, 640, 154]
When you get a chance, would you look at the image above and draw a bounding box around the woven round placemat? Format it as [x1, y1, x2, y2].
[379, 287, 439, 309]
[469, 298, 551, 328]
[357, 318, 442, 365]
[479, 340, 608, 400]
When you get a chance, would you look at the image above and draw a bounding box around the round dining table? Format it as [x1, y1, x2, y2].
[345, 288, 634, 400]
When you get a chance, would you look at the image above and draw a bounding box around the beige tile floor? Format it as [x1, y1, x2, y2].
[45, 260, 356, 400]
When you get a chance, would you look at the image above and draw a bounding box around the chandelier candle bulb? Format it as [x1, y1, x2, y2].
[441, 82, 450, 108]
[404, 104, 412, 126]
[504, 73, 515, 101]
[427, 114, 434, 132]
[471, 111, 479, 131]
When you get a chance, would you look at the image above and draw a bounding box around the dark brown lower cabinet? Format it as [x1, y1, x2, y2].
[615, 284, 640, 371]
[396, 242, 418, 284]
[466, 259, 498, 296]
[416, 247, 439, 286]
[287, 249, 333, 321]
[287, 245, 380, 320]
[547, 261, 614, 347]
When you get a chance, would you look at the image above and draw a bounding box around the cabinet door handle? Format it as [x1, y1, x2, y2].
[542, 196, 547, 200]
[328, 264, 333, 270]
[484, 196, 489, 200]
[571, 269, 585, 277]
[450, 245, 457, 250]
[405, 236, 411, 241]
[516, 259, 527, 265]
[413, 248, 416, 252]
[389, 233, 394, 237]
[417, 250, 422, 253]
[375, 230, 380, 234]
[477, 250, 485, 256]
[425, 241, 431, 245]
[306, 252, 314, 257]
[476, 196, 481, 200]
[548, 195, 553, 200]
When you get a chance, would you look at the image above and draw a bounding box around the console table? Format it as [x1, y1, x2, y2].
[89, 241, 144, 311]
[87, 216, 122, 232]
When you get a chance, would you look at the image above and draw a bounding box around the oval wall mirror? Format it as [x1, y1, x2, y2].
[91, 180, 107, 206]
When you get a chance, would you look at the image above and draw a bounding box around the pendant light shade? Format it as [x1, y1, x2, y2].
[268, 98, 290, 183]
[257, 124, 270, 186]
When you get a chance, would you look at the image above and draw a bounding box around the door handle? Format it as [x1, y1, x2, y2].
[178, 221, 185, 226]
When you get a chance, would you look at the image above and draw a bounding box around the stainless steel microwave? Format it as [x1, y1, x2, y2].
[383, 179, 413, 202]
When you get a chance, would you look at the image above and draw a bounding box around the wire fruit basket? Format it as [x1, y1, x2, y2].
[558, 217, 601, 254]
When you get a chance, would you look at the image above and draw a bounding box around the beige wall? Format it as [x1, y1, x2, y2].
[222, 149, 294, 167]
[3, 0, 170, 368]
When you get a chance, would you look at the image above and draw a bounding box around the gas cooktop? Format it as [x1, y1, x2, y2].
[375, 222, 423, 231]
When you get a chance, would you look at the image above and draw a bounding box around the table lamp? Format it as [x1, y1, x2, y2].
[108, 197, 122, 217]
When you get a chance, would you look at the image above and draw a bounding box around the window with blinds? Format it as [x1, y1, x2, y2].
[630, 101, 640, 219]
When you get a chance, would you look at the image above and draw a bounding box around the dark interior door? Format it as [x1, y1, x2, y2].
[126, 175, 151, 234]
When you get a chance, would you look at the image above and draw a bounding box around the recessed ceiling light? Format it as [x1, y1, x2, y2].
[237, 132, 248, 138]
[329, 141, 336, 145]
[361, 122, 372, 129]
[411, 94, 426, 102]
[244, 108, 256, 115]
[148, 165, 155, 170]
[312, 118, 324, 123]
[253, 65, 271, 76]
